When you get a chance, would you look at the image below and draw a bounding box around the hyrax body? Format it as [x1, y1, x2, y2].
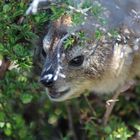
[37, 0, 140, 101]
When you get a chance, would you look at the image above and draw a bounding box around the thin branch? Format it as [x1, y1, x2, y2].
[103, 89, 121, 125]
[65, 102, 78, 140]
[83, 95, 97, 118]
[103, 80, 136, 125]
[0, 57, 11, 80]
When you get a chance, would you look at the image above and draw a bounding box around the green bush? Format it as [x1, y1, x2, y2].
[0, 0, 140, 140]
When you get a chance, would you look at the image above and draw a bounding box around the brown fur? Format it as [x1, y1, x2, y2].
[38, 0, 140, 101]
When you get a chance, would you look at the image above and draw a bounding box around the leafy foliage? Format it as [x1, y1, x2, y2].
[0, 0, 140, 140]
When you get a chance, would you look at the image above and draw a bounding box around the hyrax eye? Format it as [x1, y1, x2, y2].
[69, 55, 84, 67]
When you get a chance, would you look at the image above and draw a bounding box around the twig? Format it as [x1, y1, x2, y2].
[103, 80, 136, 125]
[75, 101, 87, 140]
[83, 95, 97, 118]
[68, 5, 92, 16]
[0, 57, 11, 80]
[103, 89, 121, 125]
[65, 102, 78, 140]
[17, 16, 25, 24]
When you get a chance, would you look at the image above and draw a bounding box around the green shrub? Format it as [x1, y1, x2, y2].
[0, 1, 140, 140]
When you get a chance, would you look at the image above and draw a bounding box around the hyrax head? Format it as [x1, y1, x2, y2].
[36, 0, 140, 101]
[39, 15, 113, 102]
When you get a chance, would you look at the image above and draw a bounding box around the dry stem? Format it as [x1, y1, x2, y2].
[65, 102, 78, 140]
[103, 89, 121, 125]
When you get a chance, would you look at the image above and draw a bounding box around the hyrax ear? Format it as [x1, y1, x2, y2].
[43, 27, 54, 53]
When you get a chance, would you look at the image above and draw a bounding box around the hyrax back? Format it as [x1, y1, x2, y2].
[38, 0, 140, 101]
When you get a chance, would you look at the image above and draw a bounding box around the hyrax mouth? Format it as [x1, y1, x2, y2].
[48, 87, 71, 99]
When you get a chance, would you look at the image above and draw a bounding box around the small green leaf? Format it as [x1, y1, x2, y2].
[4, 128, 12, 136]
[95, 29, 103, 39]
[48, 115, 58, 125]
[0, 112, 5, 121]
[63, 36, 75, 49]
[3, 5, 11, 12]
[104, 126, 112, 134]
[6, 122, 11, 129]
[0, 122, 5, 128]
[134, 124, 140, 131]
[20, 94, 33, 104]
[0, 43, 4, 51]
[4, 124, 12, 136]
[72, 12, 83, 25]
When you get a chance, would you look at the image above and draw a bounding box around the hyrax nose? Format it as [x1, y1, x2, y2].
[40, 74, 54, 87]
